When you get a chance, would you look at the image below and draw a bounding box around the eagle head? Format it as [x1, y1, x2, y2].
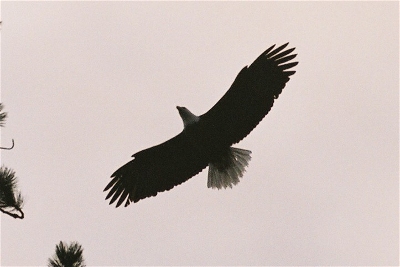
[176, 106, 199, 128]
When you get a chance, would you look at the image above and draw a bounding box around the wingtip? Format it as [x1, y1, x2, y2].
[283, 42, 296, 50]
[267, 43, 290, 58]
[104, 177, 118, 192]
[116, 193, 127, 207]
[263, 44, 276, 56]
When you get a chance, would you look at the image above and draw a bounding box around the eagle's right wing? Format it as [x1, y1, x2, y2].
[199, 43, 298, 147]
[104, 132, 209, 207]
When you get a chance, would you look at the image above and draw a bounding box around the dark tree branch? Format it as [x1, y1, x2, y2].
[0, 139, 14, 150]
[0, 206, 24, 219]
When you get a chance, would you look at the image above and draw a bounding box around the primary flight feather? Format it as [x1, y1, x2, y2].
[105, 43, 298, 207]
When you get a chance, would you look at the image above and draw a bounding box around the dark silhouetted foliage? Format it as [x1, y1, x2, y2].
[48, 241, 86, 267]
[0, 103, 23, 219]
[0, 166, 24, 219]
[0, 103, 7, 127]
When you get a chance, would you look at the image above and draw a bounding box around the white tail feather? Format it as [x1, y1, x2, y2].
[207, 147, 252, 189]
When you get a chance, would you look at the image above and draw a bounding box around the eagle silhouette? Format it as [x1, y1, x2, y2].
[105, 43, 298, 207]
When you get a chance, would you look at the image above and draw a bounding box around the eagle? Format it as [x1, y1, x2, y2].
[104, 43, 298, 207]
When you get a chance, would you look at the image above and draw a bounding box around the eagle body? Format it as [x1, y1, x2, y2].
[105, 43, 298, 207]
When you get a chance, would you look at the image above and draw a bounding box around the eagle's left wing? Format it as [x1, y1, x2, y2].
[104, 131, 209, 207]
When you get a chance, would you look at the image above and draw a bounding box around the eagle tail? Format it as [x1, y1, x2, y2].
[207, 147, 252, 189]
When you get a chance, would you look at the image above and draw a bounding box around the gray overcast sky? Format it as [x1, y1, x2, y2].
[1, 1, 398, 266]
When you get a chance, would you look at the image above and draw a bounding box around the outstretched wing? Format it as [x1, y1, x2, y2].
[104, 132, 209, 207]
[199, 43, 298, 146]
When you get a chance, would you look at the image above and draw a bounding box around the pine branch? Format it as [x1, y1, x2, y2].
[0, 166, 24, 219]
[0, 207, 24, 219]
[0, 139, 15, 150]
[0, 103, 7, 127]
[48, 241, 86, 267]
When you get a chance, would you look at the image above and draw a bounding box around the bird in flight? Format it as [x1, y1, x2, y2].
[105, 43, 298, 207]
